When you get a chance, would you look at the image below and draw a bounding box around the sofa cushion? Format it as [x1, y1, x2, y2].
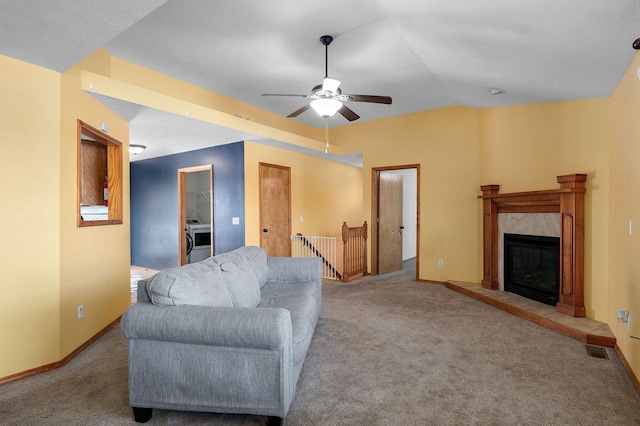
[258, 295, 318, 365]
[146, 262, 233, 307]
[261, 281, 318, 299]
[206, 246, 268, 288]
[237, 246, 269, 288]
[217, 256, 262, 308]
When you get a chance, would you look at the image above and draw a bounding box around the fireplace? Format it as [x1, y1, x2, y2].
[479, 174, 587, 317]
[504, 234, 560, 306]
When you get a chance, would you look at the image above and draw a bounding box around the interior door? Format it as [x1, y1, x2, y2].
[378, 171, 403, 274]
[259, 163, 291, 257]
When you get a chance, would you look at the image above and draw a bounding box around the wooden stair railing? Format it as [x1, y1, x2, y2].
[295, 234, 342, 280]
[342, 221, 368, 282]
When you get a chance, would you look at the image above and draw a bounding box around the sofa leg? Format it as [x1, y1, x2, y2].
[266, 416, 283, 426]
[132, 407, 153, 423]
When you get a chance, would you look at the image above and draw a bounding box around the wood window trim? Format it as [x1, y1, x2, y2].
[77, 120, 123, 227]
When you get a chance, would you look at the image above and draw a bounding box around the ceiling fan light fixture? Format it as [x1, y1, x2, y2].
[310, 98, 342, 118]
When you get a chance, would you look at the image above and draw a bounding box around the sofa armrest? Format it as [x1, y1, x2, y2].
[266, 257, 322, 283]
[121, 303, 292, 350]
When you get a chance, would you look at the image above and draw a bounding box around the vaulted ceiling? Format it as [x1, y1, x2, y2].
[2, 0, 639, 162]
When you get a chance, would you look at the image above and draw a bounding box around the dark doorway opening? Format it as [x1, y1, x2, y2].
[504, 233, 560, 306]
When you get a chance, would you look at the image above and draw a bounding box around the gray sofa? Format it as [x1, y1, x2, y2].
[121, 246, 322, 425]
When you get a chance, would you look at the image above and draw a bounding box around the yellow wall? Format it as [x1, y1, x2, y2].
[332, 107, 482, 282]
[3, 43, 638, 385]
[479, 99, 610, 321]
[0, 55, 62, 377]
[59, 49, 131, 356]
[244, 141, 363, 246]
[609, 52, 640, 377]
[0, 50, 131, 379]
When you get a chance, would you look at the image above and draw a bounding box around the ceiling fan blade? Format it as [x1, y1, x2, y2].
[322, 77, 341, 94]
[347, 94, 392, 105]
[338, 104, 360, 122]
[262, 93, 310, 98]
[287, 104, 311, 118]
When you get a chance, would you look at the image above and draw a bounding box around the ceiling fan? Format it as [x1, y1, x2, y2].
[262, 35, 392, 122]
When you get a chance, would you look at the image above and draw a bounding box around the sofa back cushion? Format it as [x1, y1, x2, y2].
[146, 262, 233, 307]
[237, 246, 269, 288]
[204, 246, 266, 307]
[216, 256, 262, 307]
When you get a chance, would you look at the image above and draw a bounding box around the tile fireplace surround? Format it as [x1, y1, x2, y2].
[479, 174, 586, 317]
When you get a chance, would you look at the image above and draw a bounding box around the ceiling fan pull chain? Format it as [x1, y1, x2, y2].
[325, 118, 329, 153]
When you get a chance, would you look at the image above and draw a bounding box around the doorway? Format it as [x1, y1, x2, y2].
[178, 165, 213, 265]
[259, 163, 291, 257]
[372, 165, 419, 278]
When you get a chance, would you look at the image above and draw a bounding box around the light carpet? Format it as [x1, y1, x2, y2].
[2, 265, 639, 425]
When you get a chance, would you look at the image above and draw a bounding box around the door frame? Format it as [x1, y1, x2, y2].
[371, 164, 420, 278]
[178, 165, 213, 265]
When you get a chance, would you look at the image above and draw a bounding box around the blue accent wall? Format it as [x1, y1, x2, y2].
[130, 142, 245, 270]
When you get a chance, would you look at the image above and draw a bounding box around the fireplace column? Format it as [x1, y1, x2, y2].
[480, 185, 500, 290]
[557, 174, 586, 317]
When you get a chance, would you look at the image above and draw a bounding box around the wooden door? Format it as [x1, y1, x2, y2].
[80, 141, 107, 206]
[378, 171, 403, 274]
[259, 163, 291, 257]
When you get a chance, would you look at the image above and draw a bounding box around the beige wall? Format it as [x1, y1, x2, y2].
[0, 55, 62, 377]
[244, 141, 363, 246]
[609, 51, 640, 379]
[332, 107, 482, 283]
[479, 98, 611, 321]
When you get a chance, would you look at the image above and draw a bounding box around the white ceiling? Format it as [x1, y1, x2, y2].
[2, 0, 639, 163]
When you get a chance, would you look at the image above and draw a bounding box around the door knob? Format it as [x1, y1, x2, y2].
[263, 228, 269, 233]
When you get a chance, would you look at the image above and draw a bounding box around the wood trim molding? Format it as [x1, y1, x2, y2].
[0, 317, 121, 386]
[616, 344, 640, 394]
[371, 164, 420, 279]
[479, 174, 587, 317]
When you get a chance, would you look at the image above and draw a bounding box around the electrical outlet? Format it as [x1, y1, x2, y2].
[78, 304, 84, 319]
[438, 259, 444, 267]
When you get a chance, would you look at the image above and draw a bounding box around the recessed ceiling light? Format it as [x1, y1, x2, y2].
[490, 88, 505, 96]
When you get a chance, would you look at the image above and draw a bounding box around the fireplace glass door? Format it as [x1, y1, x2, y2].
[504, 233, 560, 306]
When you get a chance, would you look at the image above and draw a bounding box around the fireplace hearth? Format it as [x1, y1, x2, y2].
[504, 233, 560, 306]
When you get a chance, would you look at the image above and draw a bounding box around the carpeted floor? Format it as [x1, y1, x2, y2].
[2, 264, 640, 425]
